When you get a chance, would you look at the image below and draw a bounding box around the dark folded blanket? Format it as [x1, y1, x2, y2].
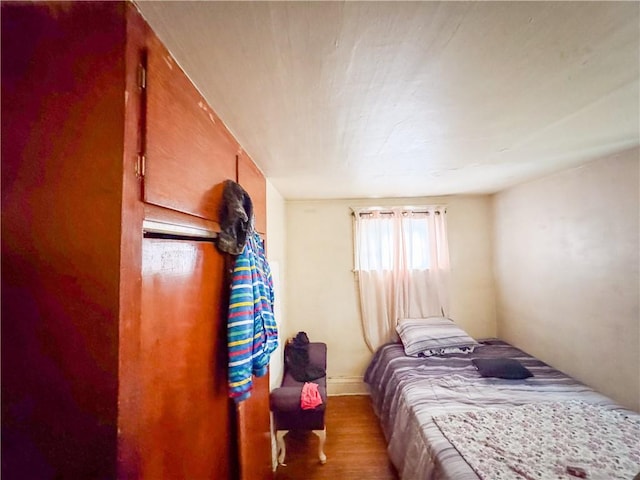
[286, 332, 326, 382]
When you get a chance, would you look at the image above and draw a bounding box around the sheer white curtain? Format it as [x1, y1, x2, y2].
[353, 207, 450, 352]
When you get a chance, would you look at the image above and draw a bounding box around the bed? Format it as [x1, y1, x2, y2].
[364, 338, 640, 480]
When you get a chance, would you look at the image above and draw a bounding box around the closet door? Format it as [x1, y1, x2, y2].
[236, 373, 273, 480]
[143, 33, 237, 222]
[2, 3, 129, 477]
[139, 238, 231, 479]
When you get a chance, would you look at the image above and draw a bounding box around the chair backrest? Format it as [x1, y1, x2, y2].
[283, 342, 327, 380]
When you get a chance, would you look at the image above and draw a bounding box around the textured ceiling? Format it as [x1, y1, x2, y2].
[135, 1, 639, 200]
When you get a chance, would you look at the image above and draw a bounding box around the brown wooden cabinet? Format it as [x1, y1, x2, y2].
[236, 373, 274, 480]
[139, 239, 230, 479]
[144, 31, 238, 223]
[2, 2, 272, 479]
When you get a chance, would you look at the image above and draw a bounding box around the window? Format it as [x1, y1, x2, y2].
[352, 206, 451, 351]
[354, 208, 443, 272]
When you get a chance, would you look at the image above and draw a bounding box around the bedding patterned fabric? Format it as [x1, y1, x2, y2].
[433, 400, 640, 480]
[364, 340, 639, 480]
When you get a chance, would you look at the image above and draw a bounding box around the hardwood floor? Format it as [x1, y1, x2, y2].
[274, 395, 398, 480]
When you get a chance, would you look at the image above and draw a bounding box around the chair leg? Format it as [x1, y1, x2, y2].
[312, 428, 327, 464]
[276, 430, 288, 465]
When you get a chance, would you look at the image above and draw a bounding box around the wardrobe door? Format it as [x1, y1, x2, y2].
[1, 3, 128, 478]
[143, 32, 237, 222]
[139, 238, 232, 479]
[236, 373, 273, 480]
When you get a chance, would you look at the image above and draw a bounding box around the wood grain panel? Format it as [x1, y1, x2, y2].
[1, 3, 127, 477]
[237, 151, 267, 234]
[237, 372, 274, 480]
[144, 203, 220, 234]
[117, 4, 148, 477]
[144, 32, 237, 222]
[140, 239, 232, 479]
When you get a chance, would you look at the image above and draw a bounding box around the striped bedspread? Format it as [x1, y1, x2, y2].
[364, 339, 638, 480]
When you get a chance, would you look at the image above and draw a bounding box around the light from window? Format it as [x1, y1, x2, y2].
[356, 214, 431, 271]
[404, 217, 430, 270]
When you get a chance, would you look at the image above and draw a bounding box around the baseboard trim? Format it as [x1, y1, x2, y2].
[327, 376, 369, 396]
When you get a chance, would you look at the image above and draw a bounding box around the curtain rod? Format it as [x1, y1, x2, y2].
[353, 211, 443, 216]
[350, 206, 447, 217]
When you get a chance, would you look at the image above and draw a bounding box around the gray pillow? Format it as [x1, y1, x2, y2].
[396, 317, 479, 357]
[472, 358, 533, 379]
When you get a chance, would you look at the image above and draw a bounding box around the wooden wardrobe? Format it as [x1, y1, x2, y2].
[1, 2, 272, 479]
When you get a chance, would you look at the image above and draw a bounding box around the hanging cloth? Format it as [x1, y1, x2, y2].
[216, 179, 254, 255]
[301, 382, 323, 410]
[227, 231, 279, 402]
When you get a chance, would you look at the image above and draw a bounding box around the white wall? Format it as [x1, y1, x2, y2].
[493, 147, 640, 411]
[286, 196, 496, 394]
[265, 181, 287, 471]
[266, 181, 287, 390]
